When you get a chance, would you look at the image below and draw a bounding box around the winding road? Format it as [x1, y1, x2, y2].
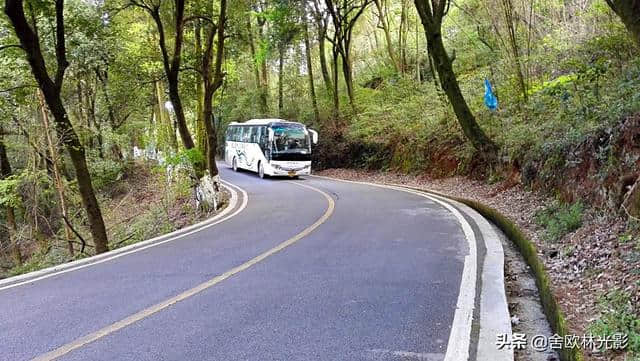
[0, 164, 511, 361]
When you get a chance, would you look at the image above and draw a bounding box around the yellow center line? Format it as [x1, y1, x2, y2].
[32, 181, 335, 361]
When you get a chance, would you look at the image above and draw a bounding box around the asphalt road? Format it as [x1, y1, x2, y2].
[0, 165, 470, 361]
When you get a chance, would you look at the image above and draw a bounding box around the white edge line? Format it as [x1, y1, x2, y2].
[309, 175, 477, 361]
[0, 180, 249, 292]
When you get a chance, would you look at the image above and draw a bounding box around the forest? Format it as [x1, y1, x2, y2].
[1, 0, 640, 359]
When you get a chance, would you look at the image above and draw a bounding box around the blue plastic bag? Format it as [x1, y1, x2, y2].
[484, 78, 498, 111]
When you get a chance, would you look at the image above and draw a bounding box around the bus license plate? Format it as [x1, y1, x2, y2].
[288, 171, 296, 176]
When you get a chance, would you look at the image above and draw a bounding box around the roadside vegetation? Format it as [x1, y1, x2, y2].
[1, 0, 640, 359]
[3, 160, 222, 278]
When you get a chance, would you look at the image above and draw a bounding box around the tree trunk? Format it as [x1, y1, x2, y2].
[501, 0, 528, 102]
[304, 20, 320, 123]
[399, 0, 409, 72]
[247, 16, 269, 116]
[194, 20, 207, 158]
[38, 90, 74, 257]
[0, 126, 23, 265]
[312, 0, 332, 96]
[154, 81, 177, 152]
[278, 45, 285, 116]
[331, 49, 340, 117]
[341, 49, 355, 107]
[4, 0, 109, 254]
[166, 73, 192, 150]
[200, 0, 226, 177]
[605, 0, 640, 46]
[414, 1, 498, 157]
[373, 0, 399, 72]
[258, 18, 270, 115]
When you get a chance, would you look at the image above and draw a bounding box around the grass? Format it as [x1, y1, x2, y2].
[535, 201, 584, 242]
[589, 289, 640, 359]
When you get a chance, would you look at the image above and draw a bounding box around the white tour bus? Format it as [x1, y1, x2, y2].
[224, 119, 318, 178]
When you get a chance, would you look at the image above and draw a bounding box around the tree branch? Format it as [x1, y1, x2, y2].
[54, 0, 69, 89]
[0, 44, 23, 52]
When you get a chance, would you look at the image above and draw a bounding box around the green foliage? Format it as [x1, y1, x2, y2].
[88, 158, 126, 191]
[535, 201, 584, 242]
[589, 289, 640, 357]
[165, 148, 205, 168]
[0, 175, 22, 208]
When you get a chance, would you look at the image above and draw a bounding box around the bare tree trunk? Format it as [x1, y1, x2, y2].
[304, 20, 320, 122]
[38, 90, 74, 257]
[0, 126, 23, 265]
[4, 0, 109, 253]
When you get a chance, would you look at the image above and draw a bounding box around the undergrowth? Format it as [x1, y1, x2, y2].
[589, 288, 640, 359]
[535, 201, 584, 242]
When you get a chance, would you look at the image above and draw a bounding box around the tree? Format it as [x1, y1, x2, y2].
[131, 0, 202, 173]
[4, 0, 110, 254]
[413, 0, 497, 157]
[325, 0, 372, 109]
[311, 0, 333, 94]
[303, 13, 320, 122]
[198, 0, 228, 177]
[0, 124, 22, 264]
[310, 0, 333, 96]
[372, 0, 399, 72]
[605, 1, 640, 46]
[246, 0, 270, 116]
[269, 0, 299, 116]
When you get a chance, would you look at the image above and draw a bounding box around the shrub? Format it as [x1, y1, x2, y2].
[535, 201, 584, 242]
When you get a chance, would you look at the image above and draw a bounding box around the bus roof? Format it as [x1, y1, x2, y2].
[228, 119, 304, 126]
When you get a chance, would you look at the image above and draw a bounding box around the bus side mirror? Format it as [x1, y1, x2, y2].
[309, 129, 318, 144]
[268, 128, 274, 143]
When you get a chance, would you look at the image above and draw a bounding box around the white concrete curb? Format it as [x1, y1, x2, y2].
[423, 191, 514, 361]
[0, 180, 248, 291]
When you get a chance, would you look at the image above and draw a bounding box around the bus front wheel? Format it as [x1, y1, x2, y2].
[232, 157, 238, 172]
[258, 162, 266, 179]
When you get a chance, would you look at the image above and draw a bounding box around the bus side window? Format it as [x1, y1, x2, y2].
[250, 126, 259, 143]
[256, 127, 263, 148]
[226, 126, 233, 141]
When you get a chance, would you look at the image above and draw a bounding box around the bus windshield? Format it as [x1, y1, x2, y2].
[271, 123, 310, 154]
